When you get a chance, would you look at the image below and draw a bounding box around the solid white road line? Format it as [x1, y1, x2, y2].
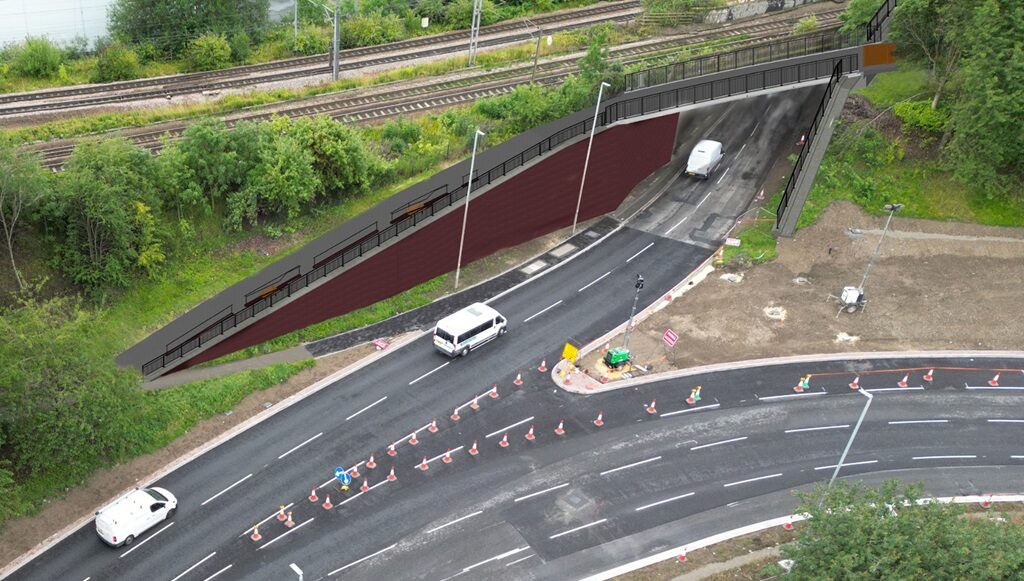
[486, 416, 535, 439]
[966, 384, 1024, 390]
[785, 425, 849, 433]
[715, 167, 730, 185]
[120, 522, 174, 558]
[865, 387, 925, 392]
[169, 552, 216, 581]
[626, 242, 654, 263]
[202, 564, 233, 581]
[758, 391, 826, 401]
[723, 473, 783, 488]
[426, 445, 465, 464]
[600, 456, 662, 476]
[425, 510, 484, 534]
[240, 503, 295, 537]
[257, 517, 314, 550]
[329, 543, 397, 575]
[523, 300, 563, 323]
[912, 455, 977, 460]
[338, 479, 390, 508]
[813, 460, 878, 471]
[988, 419, 1024, 424]
[660, 403, 720, 417]
[317, 476, 335, 489]
[550, 519, 608, 539]
[750, 121, 760, 136]
[409, 362, 449, 385]
[634, 492, 695, 512]
[1012, 456, 1024, 459]
[463, 546, 530, 572]
[666, 190, 715, 234]
[738, 143, 747, 157]
[888, 420, 949, 425]
[346, 396, 387, 421]
[201, 474, 252, 506]
[505, 554, 536, 567]
[690, 437, 747, 451]
[578, 271, 611, 292]
[514, 483, 569, 503]
[277, 432, 323, 459]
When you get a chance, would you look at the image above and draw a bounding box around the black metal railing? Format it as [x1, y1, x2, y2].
[775, 59, 845, 230]
[624, 29, 861, 92]
[867, 0, 897, 43]
[608, 54, 857, 126]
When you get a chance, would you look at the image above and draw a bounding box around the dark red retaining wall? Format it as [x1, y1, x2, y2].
[182, 114, 678, 367]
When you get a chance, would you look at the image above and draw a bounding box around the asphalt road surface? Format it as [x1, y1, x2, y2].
[11, 86, 1021, 581]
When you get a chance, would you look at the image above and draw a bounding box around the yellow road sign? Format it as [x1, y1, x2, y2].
[562, 342, 579, 363]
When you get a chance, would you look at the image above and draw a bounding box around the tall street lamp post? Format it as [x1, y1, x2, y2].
[572, 81, 611, 236]
[454, 128, 486, 289]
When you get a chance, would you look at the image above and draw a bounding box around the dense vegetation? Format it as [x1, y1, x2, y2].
[780, 481, 1024, 579]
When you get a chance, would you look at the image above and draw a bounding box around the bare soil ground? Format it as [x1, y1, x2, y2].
[589, 201, 1024, 375]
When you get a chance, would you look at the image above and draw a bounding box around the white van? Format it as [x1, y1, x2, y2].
[95, 487, 177, 547]
[433, 303, 507, 357]
[685, 139, 724, 179]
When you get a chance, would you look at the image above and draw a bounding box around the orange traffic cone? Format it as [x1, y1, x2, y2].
[489, 385, 499, 399]
[428, 419, 439, 433]
[409, 432, 419, 446]
[849, 375, 860, 390]
[277, 505, 287, 521]
[323, 495, 333, 510]
[349, 465, 360, 478]
[442, 449, 454, 464]
[981, 497, 992, 509]
[897, 374, 909, 388]
[451, 408, 461, 421]
[554, 420, 566, 435]
[646, 399, 657, 414]
[387, 467, 397, 482]
[367, 454, 377, 469]
[468, 440, 479, 456]
[308, 488, 318, 503]
[798, 134, 806, 146]
[923, 369, 934, 382]
[525, 425, 536, 441]
[538, 359, 547, 372]
[514, 372, 523, 386]
[418, 457, 429, 471]
[677, 551, 687, 563]
[387, 443, 397, 457]
[360, 478, 369, 492]
[284, 511, 295, 528]
[250, 525, 261, 542]
[499, 433, 510, 448]
[594, 412, 604, 427]
[783, 520, 793, 531]
[989, 373, 1001, 387]
[470, 395, 481, 410]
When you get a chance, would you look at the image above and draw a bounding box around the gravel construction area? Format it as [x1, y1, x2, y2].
[588, 201, 1024, 375]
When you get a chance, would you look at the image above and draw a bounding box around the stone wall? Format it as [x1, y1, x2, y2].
[705, 0, 834, 25]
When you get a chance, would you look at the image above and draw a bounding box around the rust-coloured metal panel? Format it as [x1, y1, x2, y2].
[863, 43, 896, 66]
[179, 114, 679, 368]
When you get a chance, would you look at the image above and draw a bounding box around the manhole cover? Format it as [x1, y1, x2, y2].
[563, 493, 588, 510]
[520, 260, 547, 275]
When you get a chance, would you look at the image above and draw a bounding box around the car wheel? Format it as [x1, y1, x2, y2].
[460, 347, 470, 357]
[498, 327, 507, 336]
[123, 535, 134, 547]
[167, 508, 176, 520]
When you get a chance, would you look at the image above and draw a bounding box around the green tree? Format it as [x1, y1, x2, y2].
[785, 480, 1024, 579]
[339, 15, 407, 49]
[44, 139, 162, 294]
[160, 118, 241, 214]
[233, 133, 320, 229]
[890, 0, 979, 109]
[10, 37, 64, 79]
[229, 31, 252, 63]
[0, 295, 143, 484]
[295, 24, 330, 55]
[0, 139, 48, 291]
[91, 41, 141, 82]
[415, 0, 448, 25]
[272, 116, 382, 197]
[445, 0, 498, 29]
[185, 33, 233, 72]
[839, 0, 883, 33]
[109, 0, 270, 56]
[947, 0, 1024, 198]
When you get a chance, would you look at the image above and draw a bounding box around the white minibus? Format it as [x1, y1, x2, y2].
[433, 303, 507, 357]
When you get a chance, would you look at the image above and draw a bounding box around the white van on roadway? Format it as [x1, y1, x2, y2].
[95, 487, 177, 547]
[433, 303, 507, 357]
[685, 139, 724, 179]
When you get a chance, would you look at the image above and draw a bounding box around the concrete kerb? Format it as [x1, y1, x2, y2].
[579, 494, 1024, 581]
[0, 331, 423, 579]
[555, 252, 718, 394]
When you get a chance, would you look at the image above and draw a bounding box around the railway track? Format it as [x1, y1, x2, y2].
[32, 8, 845, 170]
[0, 1, 641, 116]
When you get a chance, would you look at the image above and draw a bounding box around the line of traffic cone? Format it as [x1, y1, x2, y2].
[782, 520, 793, 531]
[849, 375, 860, 390]
[450, 408, 461, 421]
[349, 464, 360, 478]
[794, 376, 809, 393]
[409, 432, 419, 445]
[676, 551, 687, 563]
[387, 443, 397, 457]
[981, 497, 992, 509]
[470, 395, 481, 410]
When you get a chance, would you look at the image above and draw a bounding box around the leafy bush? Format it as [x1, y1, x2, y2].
[415, 0, 448, 25]
[135, 41, 159, 63]
[295, 25, 330, 55]
[339, 15, 407, 49]
[793, 15, 818, 35]
[229, 31, 252, 63]
[839, 0, 882, 33]
[10, 37, 64, 78]
[110, 0, 270, 56]
[893, 100, 948, 133]
[92, 41, 141, 82]
[272, 115, 385, 197]
[381, 117, 423, 156]
[185, 33, 233, 71]
[445, 0, 499, 28]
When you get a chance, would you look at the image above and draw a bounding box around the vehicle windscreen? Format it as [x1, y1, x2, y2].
[145, 489, 167, 502]
[435, 328, 456, 344]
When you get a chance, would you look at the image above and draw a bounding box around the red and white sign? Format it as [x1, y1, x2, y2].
[372, 338, 390, 350]
[662, 328, 679, 347]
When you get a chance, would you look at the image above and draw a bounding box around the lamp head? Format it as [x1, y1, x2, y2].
[884, 203, 903, 213]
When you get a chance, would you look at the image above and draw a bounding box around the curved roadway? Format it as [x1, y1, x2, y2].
[8, 86, 1022, 581]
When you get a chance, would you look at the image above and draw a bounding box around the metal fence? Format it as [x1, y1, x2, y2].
[607, 54, 858, 126]
[867, 0, 898, 43]
[774, 59, 845, 230]
[624, 29, 861, 92]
